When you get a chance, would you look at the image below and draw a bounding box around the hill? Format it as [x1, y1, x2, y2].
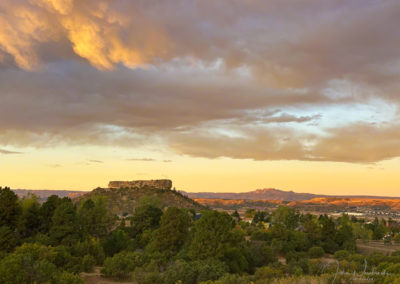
[184, 188, 399, 201]
[13, 189, 87, 202]
[288, 197, 400, 211]
[185, 188, 321, 201]
[75, 185, 205, 215]
[194, 198, 284, 210]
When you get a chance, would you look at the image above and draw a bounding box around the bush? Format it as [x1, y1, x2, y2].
[202, 273, 254, 284]
[308, 259, 323, 275]
[131, 262, 162, 284]
[333, 250, 350, 260]
[254, 266, 283, 280]
[81, 254, 95, 272]
[101, 251, 144, 279]
[163, 259, 228, 284]
[308, 246, 324, 258]
[73, 238, 105, 265]
[56, 271, 85, 284]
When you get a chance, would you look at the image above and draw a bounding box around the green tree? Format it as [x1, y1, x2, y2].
[78, 197, 115, 238]
[301, 214, 321, 245]
[189, 210, 242, 260]
[81, 254, 95, 272]
[0, 187, 21, 228]
[318, 214, 338, 253]
[50, 200, 79, 245]
[335, 215, 356, 251]
[252, 210, 269, 224]
[102, 251, 144, 279]
[271, 206, 299, 230]
[231, 210, 240, 221]
[103, 229, 130, 257]
[18, 195, 41, 238]
[130, 204, 163, 236]
[39, 195, 65, 233]
[0, 225, 18, 252]
[151, 207, 191, 257]
[0, 243, 58, 284]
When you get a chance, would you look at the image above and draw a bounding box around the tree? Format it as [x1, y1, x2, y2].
[335, 215, 356, 251]
[301, 214, 321, 245]
[131, 204, 163, 235]
[151, 207, 191, 257]
[50, 200, 79, 245]
[39, 195, 66, 233]
[0, 243, 58, 284]
[271, 206, 299, 230]
[18, 195, 41, 238]
[318, 214, 338, 253]
[0, 187, 21, 228]
[252, 210, 269, 224]
[189, 210, 241, 260]
[78, 197, 115, 238]
[231, 210, 241, 221]
[0, 226, 18, 252]
[103, 230, 130, 257]
[102, 251, 144, 279]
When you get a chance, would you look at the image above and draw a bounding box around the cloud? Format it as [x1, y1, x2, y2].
[88, 159, 103, 163]
[0, 0, 400, 164]
[169, 127, 307, 161]
[168, 122, 400, 163]
[0, 148, 22, 154]
[48, 163, 62, 168]
[127, 158, 156, 162]
[127, 158, 173, 163]
[311, 124, 400, 163]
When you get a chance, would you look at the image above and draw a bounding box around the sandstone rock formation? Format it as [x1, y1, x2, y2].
[108, 179, 172, 190]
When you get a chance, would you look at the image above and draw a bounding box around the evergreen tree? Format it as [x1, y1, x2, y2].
[151, 207, 191, 257]
[0, 187, 21, 228]
[18, 195, 41, 238]
[189, 210, 241, 260]
[50, 200, 79, 245]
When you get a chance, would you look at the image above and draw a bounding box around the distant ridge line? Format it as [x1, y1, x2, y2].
[11, 188, 400, 202]
[182, 188, 400, 201]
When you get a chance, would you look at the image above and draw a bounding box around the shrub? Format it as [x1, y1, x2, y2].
[163, 259, 228, 284]
[308, 246, 324, 258]
[255, 266, 283, 280]
[333, 250, 350, 261]
[81, 255, 95, 272]
[101, 251, 144, 279]
[56, 271, 85, 284]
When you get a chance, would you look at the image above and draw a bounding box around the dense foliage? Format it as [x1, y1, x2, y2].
[1, 186, 400, 283]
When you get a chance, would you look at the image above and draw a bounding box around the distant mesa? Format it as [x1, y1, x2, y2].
[108, 179, 173, 190]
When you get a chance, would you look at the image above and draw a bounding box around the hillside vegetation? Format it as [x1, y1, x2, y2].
[76, 186, 205, 215]
[4, 186, 400, 283]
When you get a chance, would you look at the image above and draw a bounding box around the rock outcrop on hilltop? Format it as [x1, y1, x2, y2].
[108, 179, 172, 190]
[75, 179, 204, 215]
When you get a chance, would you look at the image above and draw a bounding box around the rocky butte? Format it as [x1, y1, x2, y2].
[108, 179, 173, 190]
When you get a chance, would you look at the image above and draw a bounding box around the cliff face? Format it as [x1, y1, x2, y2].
[108, 179, 172, 190]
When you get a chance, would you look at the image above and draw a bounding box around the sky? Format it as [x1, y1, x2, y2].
[1, 0, 400, 195]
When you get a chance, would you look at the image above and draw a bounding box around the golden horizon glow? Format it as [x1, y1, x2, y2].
[1, 145, 399, 197]
[1, 1, 400, 196]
